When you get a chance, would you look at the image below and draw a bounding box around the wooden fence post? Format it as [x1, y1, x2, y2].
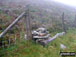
[14, 34, 16, 45]
[0, 12, 25, 38]
[73, 14, 76, 27]
[62, 12, 66, 32]
[24, 6, 32, 40]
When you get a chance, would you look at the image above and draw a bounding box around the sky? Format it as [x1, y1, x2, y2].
[53, 0, 76, 7]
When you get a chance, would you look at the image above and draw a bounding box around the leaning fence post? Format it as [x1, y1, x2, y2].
[0, 12, 25, 38]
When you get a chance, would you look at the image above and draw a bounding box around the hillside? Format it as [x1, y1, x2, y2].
[0, 0, 76, 28]
[0, 0, 76, 57]
[0, 0, 76, 19]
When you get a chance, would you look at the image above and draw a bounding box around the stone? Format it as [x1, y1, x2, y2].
[60, 44, 66, 49]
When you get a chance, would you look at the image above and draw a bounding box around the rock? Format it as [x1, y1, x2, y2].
[24, 34, 27, 40]
[60, 44, 66, 49]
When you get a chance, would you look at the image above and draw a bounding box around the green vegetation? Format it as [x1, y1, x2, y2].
[0, 29, 76, 57]
[0, 1, 76, 57]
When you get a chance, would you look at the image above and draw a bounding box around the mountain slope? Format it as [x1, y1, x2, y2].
[0, 0, 76, 28]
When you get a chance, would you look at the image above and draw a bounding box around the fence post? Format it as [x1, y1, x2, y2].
[73, 14, 76, 27]
[62, 12, 66, 32]
[14, 34, 16, 45]
[24, 6, 32, 40]
[0, 12, 25, 38]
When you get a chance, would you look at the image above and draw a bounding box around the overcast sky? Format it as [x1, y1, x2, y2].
[53, 0, 76, 7]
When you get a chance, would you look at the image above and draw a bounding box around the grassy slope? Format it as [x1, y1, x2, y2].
[0, 1, 76, 56]
[0, 29, 76, 57]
